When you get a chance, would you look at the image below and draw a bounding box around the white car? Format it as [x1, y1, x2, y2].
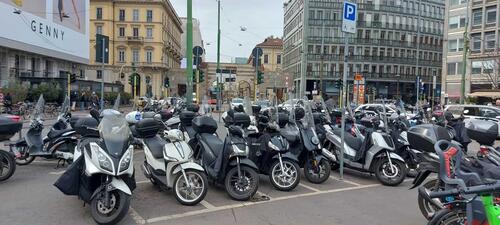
[445, 104, 500, 137]
[230, 98, 244, 109]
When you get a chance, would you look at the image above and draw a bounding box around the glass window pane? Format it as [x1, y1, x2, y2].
[487, 7, 496, 23]
[447, 63, 456, 75]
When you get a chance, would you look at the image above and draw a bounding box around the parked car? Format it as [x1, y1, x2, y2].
[355, 104, 398, 117]
[445, 104, 500, 137]
[230, 98, 244, 109]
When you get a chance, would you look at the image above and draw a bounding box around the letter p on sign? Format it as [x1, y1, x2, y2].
[342, 1, 357, 33]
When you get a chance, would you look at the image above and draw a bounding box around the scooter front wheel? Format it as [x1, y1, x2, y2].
[418, 178, 443, 220]
[14, 146, 35, 166]
[174, 169, 208, 206]
[90, 190, 131, 225]
[269, 159, 300, 191]
[427, 208, 466, 225]
[374, 158, 407, 186]
[0, 150, 16, 181]
[225, 166, 259, 201]
[304, 158, 331, 184]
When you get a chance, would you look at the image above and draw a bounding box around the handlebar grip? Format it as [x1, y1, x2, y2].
[428, 189, 459, 198]
[463, 182, 500, 195]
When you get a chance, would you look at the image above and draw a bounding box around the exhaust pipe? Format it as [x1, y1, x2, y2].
[322, 148, 337, 162]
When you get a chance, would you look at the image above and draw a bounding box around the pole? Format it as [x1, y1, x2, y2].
[299, 0, 309, 98]
[432, 75, 436, 110]
[67, 72, 70, 98]
[460, 0, 470, 104]
[320, 19, 325, 97]
[340, 34, 348, 179]
[254, 58, 258, 101]
[415, 0, 421, 112]
[396, 76, 400, 98]
[216, 0, 222, 113]
[196, 69, 200, 103]
[356, 79, 360, 105]
[186, 0, 193, 104]
[134, 75, 137, 102]
[100, 38, 105, 110]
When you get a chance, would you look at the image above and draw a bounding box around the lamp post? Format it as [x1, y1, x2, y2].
[396, 74, 400, 99]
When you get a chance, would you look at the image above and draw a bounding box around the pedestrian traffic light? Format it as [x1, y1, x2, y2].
[70, 73, 77, 83]
[164, 77, 170, 88]
[257, 71, 264, 84]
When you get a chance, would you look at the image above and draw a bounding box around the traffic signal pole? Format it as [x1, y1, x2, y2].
[67, 72, 71, 98]
[186, 0, 193, 104]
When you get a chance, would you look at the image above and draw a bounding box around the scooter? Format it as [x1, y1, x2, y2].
[190, 114, 260, 201]
[136, 118, 208, 206]
[55, 107, 135, 225]
[323, 101, 407, 186]
[0, 115, 22, 182]
[12, 96, 77, 166]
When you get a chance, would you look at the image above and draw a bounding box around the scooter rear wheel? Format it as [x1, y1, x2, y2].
[418, 178, 443, 220]
[0, 150, 16, 181]
[427, 208, 466, 225]
[14, 146, 35, 166]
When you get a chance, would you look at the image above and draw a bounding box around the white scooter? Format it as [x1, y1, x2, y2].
[136, 118, 208, 206]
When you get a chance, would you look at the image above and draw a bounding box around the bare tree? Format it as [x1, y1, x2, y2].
[480, 50, 500, 89]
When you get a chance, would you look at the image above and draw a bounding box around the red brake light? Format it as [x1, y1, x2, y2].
[8, 115, 21, 122]
[479, 146, 489, 155]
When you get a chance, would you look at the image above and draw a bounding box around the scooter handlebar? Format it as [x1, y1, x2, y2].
[429, 182, 500, 198]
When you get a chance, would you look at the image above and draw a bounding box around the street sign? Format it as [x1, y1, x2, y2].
[193, 46, 204, 56]
[354, 73, 362, 81]
[252, 47, 263, 57]
[342, 1, 357, 34]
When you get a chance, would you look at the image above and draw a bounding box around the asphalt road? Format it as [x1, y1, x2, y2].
[1, 111, 490, 225]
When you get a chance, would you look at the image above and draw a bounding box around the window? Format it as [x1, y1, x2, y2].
[97, 70, 102, 79]
[119, 27, 125, 37]
[486, 7, 496, 24]
[472, 9, 482, 26]
[146, 50, 153, 63]
[96, 25, 103, 35]
[119, 9, 125, 21]
[264, 54, 269, 64]
[133, 9, 139, 21]
[447, 63, 456, 75]
[448, 39, 458, 52]
[471, 34, 482, 51]
[146, 28, 153, 39]
[277, 55, 282, 64]
[132, 49, 139, 62]
[118, 49, 125, 62]
[472, 61, 482, 74]
[448, 16, 466, 29]
[483, 60, 494, 74]
[147, 10, 153, 22]
[133, 27, 139, 37]
[485, 32, 495, 49]
[96, 7, 102, 20]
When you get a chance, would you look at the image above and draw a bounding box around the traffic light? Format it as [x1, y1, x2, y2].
[128, 74, 134, 85]
[257, 71, 264, 84]
[164, 77, 170, 88]
[69, 73, 77, 83]
[199, 70, 205, 82]
[192, 70, 197, 82]
[335, 79, 343, 88]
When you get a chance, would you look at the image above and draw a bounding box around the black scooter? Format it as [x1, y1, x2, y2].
[0, 115, 22, 181]
[190, 114, 260, 201]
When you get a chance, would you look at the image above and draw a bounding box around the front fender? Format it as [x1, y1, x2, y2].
[172, 162, 205, 175]
[272, 152, 299, 163]
[90, 177, 132, 200]
[229, 158, 258, 171]
[409, 170, 432, 189]
[378, 152, 405, 162]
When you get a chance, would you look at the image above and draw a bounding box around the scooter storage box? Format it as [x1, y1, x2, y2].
[186, 104, 200, 113]
[159, 109, 172, 121]
[180, 111, 196, 126]
[466, 120, 498, 145]
[407, 124, 451, 153]
[0, 116, 22, 141]
[70, 115, 91, 129]
[277, 113, 289, 127]
[192, 116, 218, 134]
[135, 118, 160, 138]
[233, 113, 250, 128]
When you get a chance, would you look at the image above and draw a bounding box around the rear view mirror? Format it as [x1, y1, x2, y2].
[463, 109, 469, 114]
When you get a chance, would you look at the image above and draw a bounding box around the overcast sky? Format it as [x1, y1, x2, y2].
[170, 0, 284, 63]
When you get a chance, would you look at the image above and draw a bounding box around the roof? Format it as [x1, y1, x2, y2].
[256, 37, 283, 48]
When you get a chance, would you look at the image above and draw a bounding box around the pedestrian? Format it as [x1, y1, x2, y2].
[70, 91, 77, 111]
[4, 92, 12, 113]
[90, 92, 99, 110]
[79, 92, 86, 111]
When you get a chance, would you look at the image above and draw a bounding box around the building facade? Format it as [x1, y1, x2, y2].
[283, 0, 445, 104]
[88, 0, 183, 98]
[248, 37, 287, 100]
[442, 0, 500, 103]
[205, 62, 256, 100]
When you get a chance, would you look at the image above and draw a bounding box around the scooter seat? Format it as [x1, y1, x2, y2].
[47, 128, 72, 139]
[185, 126, 197, 139]
[143, 136, 167, 159]
[199, 133, 224, 162]
[332, 127, 363, 151]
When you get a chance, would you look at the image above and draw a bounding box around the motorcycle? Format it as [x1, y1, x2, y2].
[190, 112, 260, 201]
[136, 117, 208, 206]
[282, 97, 331, 184]
[323, 100, 407, 186]
[0, 115, 22, 181]
[55, 104, 135, 225]
[12, 96, 77, 166]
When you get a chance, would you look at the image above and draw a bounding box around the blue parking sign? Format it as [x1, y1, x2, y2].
[342, 1, 357, 33]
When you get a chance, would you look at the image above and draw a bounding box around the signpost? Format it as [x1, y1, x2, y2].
[96, 34, 109, 110]
[193, 46, 204, 103]
[252, 47, 263, 101]
[340, 1, 357, 179]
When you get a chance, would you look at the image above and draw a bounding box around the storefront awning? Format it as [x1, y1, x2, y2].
[468, 91, 500, 98]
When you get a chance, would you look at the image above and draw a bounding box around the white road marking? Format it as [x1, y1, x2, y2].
[146, 183, 381, 224]
[200, 200, 216, 209]
[32, 161, 58, 164]
[129, 207, 146, 225]
[298, 183, 321, 192]
[49, 170, 66, 175]
[136, 180, 150, 184]
[329, 175, 362, 186]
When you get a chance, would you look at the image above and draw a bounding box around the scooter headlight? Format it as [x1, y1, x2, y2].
[231, 144, 248, 157]
[119, 146, 133, 173]
[311, 136, 320, 145]
[97, 151, 113, 173]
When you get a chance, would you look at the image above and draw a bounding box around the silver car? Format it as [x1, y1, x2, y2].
[445, 104, 500, 137]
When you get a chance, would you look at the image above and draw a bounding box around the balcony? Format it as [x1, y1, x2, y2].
[306, 71, 433, 82]
[127, 36, 144, 43]
[133, 62, 167, 68]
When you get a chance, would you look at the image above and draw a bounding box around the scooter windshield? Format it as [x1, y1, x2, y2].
[33, 95, 45, 120]
[302, 97, 315, 129]
[317, 97, 332, 124]
[200, 95, 210, 115]
[59, 96, 70, 117]
[243, 96, 253, 116]
[113, 93, 121, 111]
[99, 114, 130, 157]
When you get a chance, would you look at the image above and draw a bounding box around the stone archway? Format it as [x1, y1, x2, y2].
[238, 80, 251, 97]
